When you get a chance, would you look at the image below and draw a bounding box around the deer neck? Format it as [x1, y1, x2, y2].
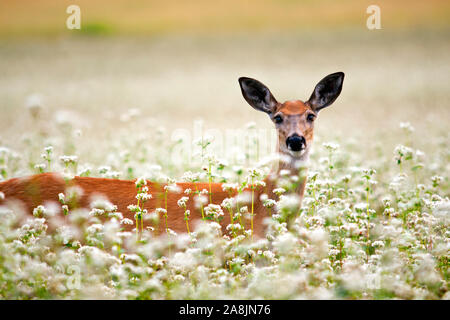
[265, 148, 309, 201]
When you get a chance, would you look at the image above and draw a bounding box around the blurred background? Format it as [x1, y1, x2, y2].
[0, 0, 449, 176]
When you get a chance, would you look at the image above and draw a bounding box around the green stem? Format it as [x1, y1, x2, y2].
[185, 213, 190, 235]
[366, 184, 371, 261]
[194, 183, 205, 219]
[163, 189, 169, 234]
[208, 163, 212, 204]
[164, 213, 169, 234]
[135, 215, 139, 241]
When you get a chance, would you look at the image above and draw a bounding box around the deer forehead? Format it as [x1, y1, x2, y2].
[276, 100, 312, 115]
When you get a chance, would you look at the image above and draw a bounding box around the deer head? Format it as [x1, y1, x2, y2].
[238, 72, 344, 161]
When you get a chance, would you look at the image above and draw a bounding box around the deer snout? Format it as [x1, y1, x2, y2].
[286, 134, 306, 152]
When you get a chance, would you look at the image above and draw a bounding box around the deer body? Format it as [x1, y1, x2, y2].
[0, 173, 273, 236]
[0, 73, 344, 238]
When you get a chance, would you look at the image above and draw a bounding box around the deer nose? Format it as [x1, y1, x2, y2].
[286, 134, 306, 152]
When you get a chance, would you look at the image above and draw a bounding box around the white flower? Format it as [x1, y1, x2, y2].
[90, 198, 117, 212]
[127, 204, 139, 212]
[120, 218, 134, 225]
[204, 204, 224, 220]
[277, 194, 300, 211]
[263, 199, 276, 208]
[273, 232, 297, 254]
[164, 184, 182, 193]
[394, 145, 413, 163]
[155, 208, 167, 215]
[177, 196, 189, 208]
[354, 203, 367, 213]
[87, 223, 104, 235]
[167, 228, 178, 237]
[194, 195, 208, 208]
[323, 142, 339, 151]
[136, 192, 152, 202]
[248, 167, 263, 178]
[33, 205, 47, 217]
[221, 198, 235, 210]
[273, 188, 286, 196]
[193, 134, 214, 147]
[182, 171, 200, 182]
[135, 176, 147, 188]
[90, 208, 105, 216]
[399, 121, 415, 133]
[226, 223, 243, 232]
[59, 155, 78, 165]
[34, 163, 46, 171]
[222, 183, 238, 192]
[263, 250, 275, 260]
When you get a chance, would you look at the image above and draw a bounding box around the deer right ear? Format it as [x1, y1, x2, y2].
[307, 72, 344, 112]
[239, 77, 278, 114]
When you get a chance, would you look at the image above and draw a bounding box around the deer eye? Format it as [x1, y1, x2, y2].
[273, 115, 283, 124]
[307, 114, 315, 122]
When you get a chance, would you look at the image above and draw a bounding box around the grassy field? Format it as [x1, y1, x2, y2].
[0, 1, 449, 300]
[0, 30, 449, 177]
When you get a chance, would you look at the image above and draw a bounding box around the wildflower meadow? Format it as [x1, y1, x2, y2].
[0, 1, 448, 301]
[0, 106, 448, 299]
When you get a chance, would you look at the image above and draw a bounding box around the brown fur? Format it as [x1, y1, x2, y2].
[0, 173, 273, 237]
[273, 100, 316, 159]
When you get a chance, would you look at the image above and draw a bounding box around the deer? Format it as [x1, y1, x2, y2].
[0, 72, 344, 238]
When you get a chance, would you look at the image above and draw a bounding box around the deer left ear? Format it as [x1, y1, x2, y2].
[307, 72, 344, 112]
[238, 77, 278, 114]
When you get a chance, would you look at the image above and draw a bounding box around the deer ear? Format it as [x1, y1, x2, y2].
[307, 72, 344, 112]
[239, 77, 278, 114]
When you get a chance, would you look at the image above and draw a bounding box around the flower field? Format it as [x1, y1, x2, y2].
[0, 32, 448, 299]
